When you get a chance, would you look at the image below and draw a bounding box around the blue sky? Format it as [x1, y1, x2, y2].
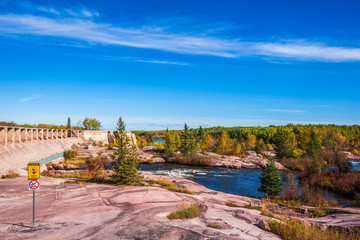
[0, 0, 359, 130]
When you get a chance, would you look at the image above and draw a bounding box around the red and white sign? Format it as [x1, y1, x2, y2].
[28, 179, 40, 191]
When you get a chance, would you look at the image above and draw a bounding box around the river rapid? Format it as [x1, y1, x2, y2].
[138, 163, 354, 207]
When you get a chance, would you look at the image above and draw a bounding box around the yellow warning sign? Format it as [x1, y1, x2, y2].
[28, 163, 40, 179]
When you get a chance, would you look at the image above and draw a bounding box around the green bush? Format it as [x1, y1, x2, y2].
[167, 203, 201, 220]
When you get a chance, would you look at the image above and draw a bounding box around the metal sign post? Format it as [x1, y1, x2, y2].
[28, 163, 40, 228]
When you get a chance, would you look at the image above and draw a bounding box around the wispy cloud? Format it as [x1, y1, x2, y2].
[19, 95, 42, 103]
[134, 59, 189, 66]
[265, 109, 306, 113]
[0, 7, 360, 62]
[64, 7, 99, 18]
[313, 105, 329, 108]
[80, 54, 189, 66]
[37, 6, 60, 15]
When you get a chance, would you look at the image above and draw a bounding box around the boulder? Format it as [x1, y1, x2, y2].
[63, 164, 80, 170]
[151, 157, 166, 163]
[52, 164, 65, 170]
[258, 219, 270, 231]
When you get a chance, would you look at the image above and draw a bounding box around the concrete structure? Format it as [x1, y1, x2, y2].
[0, 126, 137, 175]
[83, 130, 136, 145]
[0, 126, 85, 175]
[0, 126, 89, 145]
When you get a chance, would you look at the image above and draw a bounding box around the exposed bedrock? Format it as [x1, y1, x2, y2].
[0, 174, 280, 240]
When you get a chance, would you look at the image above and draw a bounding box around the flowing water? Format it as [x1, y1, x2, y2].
[138, 163, 354, 207]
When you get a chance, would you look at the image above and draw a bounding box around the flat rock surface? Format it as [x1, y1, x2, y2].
[0, 175, 280, 240]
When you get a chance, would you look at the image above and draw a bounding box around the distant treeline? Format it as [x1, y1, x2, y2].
[134, 124, 360, 146]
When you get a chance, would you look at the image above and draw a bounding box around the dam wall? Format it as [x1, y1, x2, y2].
[0, 126, 84, 175]
[83, 130, 137, 145]
[0, 126, 137, 175]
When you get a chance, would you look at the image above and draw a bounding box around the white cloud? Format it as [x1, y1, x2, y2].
[19, 95, 42, 103]
[265, 109, 306, 113]
[0, 12, 359, 61]
[78, 54, 190, 66]
[256, 41, 360, 61]
[37, 6, 60, 15]
[64, 7, 99, 18]
[134, 59, 189, 66]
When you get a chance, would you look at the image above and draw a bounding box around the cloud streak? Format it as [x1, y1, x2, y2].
[0, 10, 360, 61]
[265, 109, 306, 113]
[19, 95, 42, 103]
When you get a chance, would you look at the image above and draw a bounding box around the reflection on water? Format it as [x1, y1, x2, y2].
[138, 163, 354, 207]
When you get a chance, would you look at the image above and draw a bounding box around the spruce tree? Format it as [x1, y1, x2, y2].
[180, 123, 196, 156]
[258, 157, 282, 198]
[111, 117, 141, 185]
[307, 130, 321, 157]
[273, 128, 293, 159]
[67, 117, 71, 137]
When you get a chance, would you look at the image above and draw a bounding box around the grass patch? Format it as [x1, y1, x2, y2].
[270, 198, 302, 209]
[60, 158, 87, 165]
[207, 222, 224, 229]
[149, 179, 193, 195]
[1, 171, 20, 179]
[225, 202, 241, 208]
[167, 203, 201, 220]
[261, 206, 276, 218]
[64, 150, 78, 159]
[242, 204, 262, 210]
[269, 218, 360, 240]
[307, 208, 355, 217]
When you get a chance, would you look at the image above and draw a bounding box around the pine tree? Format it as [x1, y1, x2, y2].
[111, 117, 142, 185]
[180, 123, 196, 156]
[307, 129, 321, 157]
[197, 126, 205, 141]
[67, 117, 71, 137]
[274, 128, 293, 159]
[258, 157, 282, 198]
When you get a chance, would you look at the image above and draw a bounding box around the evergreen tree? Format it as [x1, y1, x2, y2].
[180, 123, 196, 156]
[254, 138, 265, 154]
[307, 129, 321, 157]
[274, 128, 293, 159]
[197, 126, 205, 141]
[196, 126, 206, 152]
[258, 157, 282, 198]
[67, 117, 71, 137]
[111, 117, 142, 185]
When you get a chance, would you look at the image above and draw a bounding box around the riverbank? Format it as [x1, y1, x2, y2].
[138, 147, 287, 170]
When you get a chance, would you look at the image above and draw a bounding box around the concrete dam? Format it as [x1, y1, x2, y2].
[0, 126, 136, 175]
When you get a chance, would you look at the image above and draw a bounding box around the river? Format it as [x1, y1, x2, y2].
[138, 163, 354, 207]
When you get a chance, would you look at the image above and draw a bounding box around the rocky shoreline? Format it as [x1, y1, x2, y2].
[138, 148, 287, 170]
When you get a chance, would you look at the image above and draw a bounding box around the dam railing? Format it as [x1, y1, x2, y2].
[0, 126, 84, 146]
